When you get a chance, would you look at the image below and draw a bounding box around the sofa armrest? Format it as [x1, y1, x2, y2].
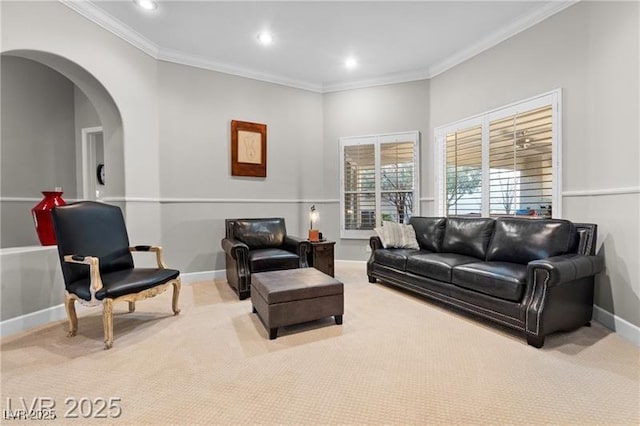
[221, 238, 249, 260]
[527, 254, 604, 287]
[366, 236, 383, 282]
[369, 236, 383, 251]
[283, 235, 310, 267]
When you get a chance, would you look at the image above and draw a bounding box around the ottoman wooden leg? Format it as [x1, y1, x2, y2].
[335, 315, 343, 325]
[269, 328, 278, 340]
[252, 306, 257, 313]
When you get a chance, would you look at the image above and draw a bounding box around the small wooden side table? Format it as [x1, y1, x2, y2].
[307, 240, 336, 277]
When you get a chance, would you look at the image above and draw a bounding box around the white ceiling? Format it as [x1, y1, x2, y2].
[65, 1, 575, 92]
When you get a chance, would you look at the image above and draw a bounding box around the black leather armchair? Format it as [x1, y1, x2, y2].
[52, 201, 181, 349]
[221, 218, 310, 299]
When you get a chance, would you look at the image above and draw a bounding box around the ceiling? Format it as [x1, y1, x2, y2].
[65, 1, 575, 92]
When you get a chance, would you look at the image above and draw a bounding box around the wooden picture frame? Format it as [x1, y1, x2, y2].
[231, 120, 267, 177]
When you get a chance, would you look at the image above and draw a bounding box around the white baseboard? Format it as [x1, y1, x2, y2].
[0, 270, 225, 339]
[335, 260, 367, 266]
[180, 269, 226, 284]
[593, 305, 640, 346]
[0, 304, 68, 339]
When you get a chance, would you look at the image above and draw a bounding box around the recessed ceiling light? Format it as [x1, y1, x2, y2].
[345, 57, 358, 69]
[257, 32, 274, 46]
[134, 0, 158, 11]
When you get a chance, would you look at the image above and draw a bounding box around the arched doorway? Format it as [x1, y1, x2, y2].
[1, 50, 125, 248]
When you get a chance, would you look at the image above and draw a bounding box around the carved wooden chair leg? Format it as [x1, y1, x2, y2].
[171, 280, 181, 315]
[102, 299, 114, 350]
[64, 294, 78, 337]
[128, 301, 136, 313]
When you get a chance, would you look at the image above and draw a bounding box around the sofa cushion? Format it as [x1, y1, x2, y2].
[452, 261, 527, 302]
[406, 253, 479, 283]
[410, 217, 447, 252]
[442, 217, 495, 259]
[375, 221, 419, 249]
[249, 248, 299, 273]
[487, 218, 576, 264]
[373, 248, 423, 271]
[233, 218, 286, 250]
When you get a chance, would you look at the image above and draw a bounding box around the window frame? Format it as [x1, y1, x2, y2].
[434, 89, 562, 219]
[340, 131, 420, 239]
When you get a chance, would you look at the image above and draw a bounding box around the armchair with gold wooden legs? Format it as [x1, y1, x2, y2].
[52, 201, 181, 350]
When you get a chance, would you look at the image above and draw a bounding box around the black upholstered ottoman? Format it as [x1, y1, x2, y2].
[251, 268, 344, 339]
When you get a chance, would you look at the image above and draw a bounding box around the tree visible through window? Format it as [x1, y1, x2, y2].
[341, 132, 419, 238]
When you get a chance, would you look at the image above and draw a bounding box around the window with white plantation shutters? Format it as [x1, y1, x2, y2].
[343, 144, 376, 232]
[489, 105, 553, 217]
[445, 126, 482, 216]
[340, 132, 419, 239]
[435, 90, 560, 219]
[380, 141, 416, 223]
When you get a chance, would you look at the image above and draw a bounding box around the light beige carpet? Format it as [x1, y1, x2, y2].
[1, 263, 639, 425]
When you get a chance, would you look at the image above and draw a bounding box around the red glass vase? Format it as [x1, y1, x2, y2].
[31, 191, 66, 246]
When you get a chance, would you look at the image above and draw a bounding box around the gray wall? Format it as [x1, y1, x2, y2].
[157, 61, 324, 271]
[322, 80, 431, 260]
[0, 247, 65, 322]
[428, 1, 639, 327]
[1, 56, 77, 248]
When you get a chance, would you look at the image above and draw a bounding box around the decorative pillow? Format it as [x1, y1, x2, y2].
[374, 221, 419, 249]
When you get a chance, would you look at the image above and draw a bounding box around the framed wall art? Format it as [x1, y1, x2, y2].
[231, 120, 267, 177]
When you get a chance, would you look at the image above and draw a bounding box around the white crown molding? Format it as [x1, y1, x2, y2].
[59, 0, 159, 58]
[59, 0, 578, 94]
[322, 68, 431, 93]
[320, 1, 578, 91]
[157, 49, 323, 93]
[427, 1, 579, 78]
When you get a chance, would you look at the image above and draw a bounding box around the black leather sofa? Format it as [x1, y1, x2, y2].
[367, 216, 604, 347]
[221, 218, 310, 299]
